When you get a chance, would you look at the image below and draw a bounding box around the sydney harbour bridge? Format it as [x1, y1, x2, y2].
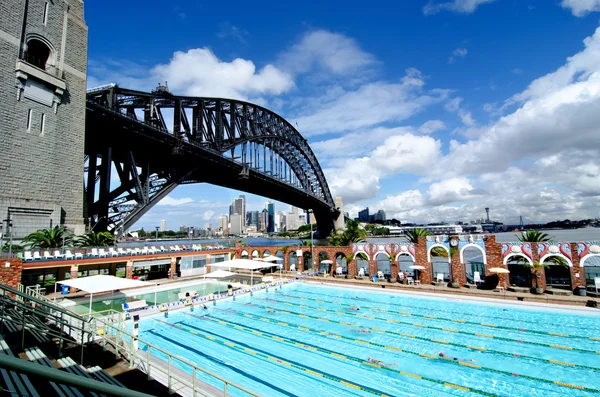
[84, 84, 339, 237]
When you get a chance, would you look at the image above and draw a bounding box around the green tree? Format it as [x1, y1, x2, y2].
[22, 226, 73, 249]
[76, 231, 115, 247]
[328, 219, 368, 246]
[516, 230, 553, 243]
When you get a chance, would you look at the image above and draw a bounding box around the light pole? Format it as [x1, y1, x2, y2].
[0, 224, 3, 255]
[155, 226, 159, 242]
[5, 219, 13, 257]
[310, 227, 314, 271]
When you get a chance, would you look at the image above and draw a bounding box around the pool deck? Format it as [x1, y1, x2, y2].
[303, 274, 599, 308]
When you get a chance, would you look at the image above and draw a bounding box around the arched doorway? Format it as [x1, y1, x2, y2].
[355, 253, 368, 276]
[506, 254, 532, 288]
[289, 251, 298, 271]
[251, 250, 260, 259]
[240, 250, 249, 259]
[335, 253, 347, 276]
[430, 246, 450, 283]
[541, 255, 571, 291]
[583, 256, 600, 292]
[375, 253, 390, 279]
[463, 247, 485, 285]
[398, 253, 414, 279]
[303, 251, 314, 271]
[318, 251, 329, 273]
[263, 249, 271, 257]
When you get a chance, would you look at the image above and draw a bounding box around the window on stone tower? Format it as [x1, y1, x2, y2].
[26, 109, 32, 132]
[24, 39, 51, 71]
[43, 2, 49, 25]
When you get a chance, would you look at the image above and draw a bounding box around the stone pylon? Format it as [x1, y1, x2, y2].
[334, 195, 345, 231]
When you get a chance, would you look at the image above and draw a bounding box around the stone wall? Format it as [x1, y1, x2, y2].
[0, 258, 23, 289]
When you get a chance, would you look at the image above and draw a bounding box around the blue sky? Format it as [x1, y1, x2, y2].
[86, 0, 600, 230]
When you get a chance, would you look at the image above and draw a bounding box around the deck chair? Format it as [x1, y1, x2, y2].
[53, 250, 64, 259]
[117, 247, 126, 255]
[42, 250, 54, 259]
[436, 273, 444, 283]
[141, 247, 149, 255]
[33, 251, 42, 260]
[595, 277, 600, 294]
[336, 266, 343, 275]
[149, 246, 158, 254]
[89, 248, 99, 257]
[398, 273, 405, 282]
[98, 248, 108, 258]
[24, 251, 34, 261]
[371, 274, 379, 282]
[74, 251, 84, 259]
[358, 268, 365, 277]
[64, 250, 74, 260]
[108, 247, 118, 257]
[407, 276, 415, 285]
[290, 264, 296, 272]
[474, 272, 483, 285]
[160, 245, 167, 252]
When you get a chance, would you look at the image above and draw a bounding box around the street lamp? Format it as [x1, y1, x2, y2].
[3, 219, 14, 257]
[155, 226, 159, 242]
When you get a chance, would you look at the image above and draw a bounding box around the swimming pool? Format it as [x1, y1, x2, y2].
[65, 280, 225, 316]
[138, 282, 600, 396]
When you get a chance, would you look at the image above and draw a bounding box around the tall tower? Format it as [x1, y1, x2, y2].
[0, 0, 88, 239]
[334, 196, 345, 230]
[485, 208, 490, 224]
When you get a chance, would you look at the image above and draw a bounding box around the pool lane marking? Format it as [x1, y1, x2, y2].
[288, 288, 600, 333]
[180, 314, 499, 397]
[258, 297, 598, 354]
[276, 292, 597, 341]
[200, 311, 600, 394]
[152, 319, 395, 397]
[240, 301, 600, 371]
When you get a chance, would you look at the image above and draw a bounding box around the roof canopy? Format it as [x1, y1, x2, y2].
[204, 270, 238, 278]
[210, 258, 271, 270]
[57, 275, 154, 294]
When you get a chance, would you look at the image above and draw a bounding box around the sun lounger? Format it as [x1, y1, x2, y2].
[26, 346, 84, 397]
[436, 273, 444, 283]
[122, 300, 147, 312]
[358, 268, 365, 277]
[89, 248, 99, 257]
[474, 271, 483, 285]
[98, 248, 108, 258]
[371, 274, 379, 282]
[43, 250, 54, 259]
[64, 250, 74, 260]
[407, 276, 415, 285]
[108, 247, 119, 257]
[23, 251, 34, 261]
[118, 247, 126, 255]
[33, 251, 42, 260]
[74, 251, 83, 260]
[377, 270, 384, 279]
[53, 250, 64, 259]
[149, 246, 158, 254]
[141, 247, 149, 255]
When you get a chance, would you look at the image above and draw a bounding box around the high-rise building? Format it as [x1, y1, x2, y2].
[358, 208, 370, 222]
[230, 214, 243, 235]
[160, 219, 166, 232]
[218, 215, 229, 235]
[247, 211, 259, 227]
[267, 202, 275, 233]
[0, 1, 88, 238]
[259, 209, 268, 232]
[286, 206, 300, 231]
[373, 209, 386, 222]
[179, 224, 186, 233]
[232, 195, 246, 226]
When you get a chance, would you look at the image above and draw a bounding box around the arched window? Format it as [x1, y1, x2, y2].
[25, 39, 52, 71]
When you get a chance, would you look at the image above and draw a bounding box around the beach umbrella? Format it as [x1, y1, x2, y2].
[488, 267, 510, 274]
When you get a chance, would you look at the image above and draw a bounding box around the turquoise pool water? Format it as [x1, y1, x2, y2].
[68, 281, 225, 315]
[138, 283, 600, 396]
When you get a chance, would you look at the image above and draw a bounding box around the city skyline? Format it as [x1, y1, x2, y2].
[86, 1, 600, 230]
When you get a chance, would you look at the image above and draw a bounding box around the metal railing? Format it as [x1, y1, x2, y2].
[9, 283, 261, 396]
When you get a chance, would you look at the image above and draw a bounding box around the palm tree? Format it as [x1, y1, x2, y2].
[76, 231, 115, 247]
[22, 226, 73, 249]
[404, 228, 430, 244]
[516, 230, 553, 242]
[328, 219, 368, 246]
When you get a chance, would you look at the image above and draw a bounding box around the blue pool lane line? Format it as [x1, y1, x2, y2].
[211, 307, 600, 394]
[276, 291, 599, 341]
[152, 319, 401, 397]
[255, 297, 600, 355]
[289, 288, 600, 333]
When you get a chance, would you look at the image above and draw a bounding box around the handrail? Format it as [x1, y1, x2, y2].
[0, 354, 154, 397]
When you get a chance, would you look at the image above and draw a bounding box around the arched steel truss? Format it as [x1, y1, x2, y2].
[85, 85, 337, 236]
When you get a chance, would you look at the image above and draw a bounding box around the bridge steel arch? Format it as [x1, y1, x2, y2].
[85, 85, 338, 237]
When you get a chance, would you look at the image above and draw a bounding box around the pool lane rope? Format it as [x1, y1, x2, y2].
[181, 313, 502, 397]
[278, 291, 600, 342]
[256, 297, 600, 355]
[152, 319, 399, 397]
[230, 303, 600, 372]
[209, 308, 600, 394]
[290, 288, 600, 334]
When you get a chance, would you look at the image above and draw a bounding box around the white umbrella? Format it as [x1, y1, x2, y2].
[488, 267, 510, 274]
[262, 255, 283, 282]
[409, 265, 426, 282]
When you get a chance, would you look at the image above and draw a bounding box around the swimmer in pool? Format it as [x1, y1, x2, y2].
[368, 357, 397, 367]
[201, 304, 207, 310]
[349, 307, 360, 311]
[267, 309, 276, 314]
[351, 328, 371, 334]
[438, 352, 475, 362]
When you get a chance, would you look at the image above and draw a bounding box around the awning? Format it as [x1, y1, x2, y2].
[204, 270, 238, 278]
[55, 275, 157, 317]
[132, 259, 171, 268]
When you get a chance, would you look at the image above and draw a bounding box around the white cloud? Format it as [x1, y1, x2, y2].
[156, 196, 194, 206]
[419, 120, 446, 134]
[151, 48, 294, 99]
[561, 0, 600, 16]
[424, 0, 496, 15]
[295, 69, 449, 136]
[217, 22, 249, 44]
[279, 30, 376, 76]
[449, 48, 468, 63]
[201, 210, 215, 221]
